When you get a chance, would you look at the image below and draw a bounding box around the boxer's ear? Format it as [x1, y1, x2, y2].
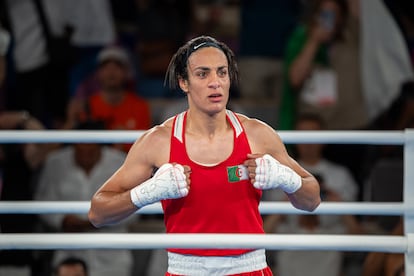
[178, 77, 189, 93]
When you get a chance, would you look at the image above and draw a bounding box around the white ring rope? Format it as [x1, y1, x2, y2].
[0, 130, 406, 144]
[0, 129, 413, 275]
[0, 201, 410, 216]
[0, 233, 407, 253]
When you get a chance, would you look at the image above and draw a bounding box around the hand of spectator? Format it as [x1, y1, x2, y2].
[0, 111, 44, 130]
[309, 22, 335, 44]
[65, 98, 87, 129]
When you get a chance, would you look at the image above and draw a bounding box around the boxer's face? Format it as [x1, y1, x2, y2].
[179, 47, 230, 115]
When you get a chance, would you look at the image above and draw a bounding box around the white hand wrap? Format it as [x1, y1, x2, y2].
[130, 163, 189, 208]
[254, 154, 302, 194]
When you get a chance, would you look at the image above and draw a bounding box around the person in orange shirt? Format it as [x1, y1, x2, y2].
[65, 46, 152, 151]
[88, 46, 151, 130]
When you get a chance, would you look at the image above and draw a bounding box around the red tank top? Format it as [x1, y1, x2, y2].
[162, 110, 264, 256]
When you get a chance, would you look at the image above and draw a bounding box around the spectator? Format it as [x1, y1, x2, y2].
[63, 0, 117, 98]
[35, 120, 134, 276]
[0, 111, 53, 276]
[264, 113, 363, 276]
[0, 24, 50, 276]
[362, 218, 404, 276]
[2, 0, 76, 128]
[65, 45, 152, 151]
[54, 257, 88, 276]
[279, 0, 367, 131]
[360, 0, 413, 125]
[279, 0, 369, 194]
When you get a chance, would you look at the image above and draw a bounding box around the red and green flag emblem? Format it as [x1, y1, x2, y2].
[227, 165, 249, 182]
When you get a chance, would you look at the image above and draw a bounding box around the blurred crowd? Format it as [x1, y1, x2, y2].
[0, 0, 413, 275]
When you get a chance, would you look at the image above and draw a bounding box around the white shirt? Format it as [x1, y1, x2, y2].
[35, 146, 133, 276]
[7, 0, 115, 72]
[7, 0, 48, 71]
[361, 0, 414, 120]
[57, 0, 115, 46]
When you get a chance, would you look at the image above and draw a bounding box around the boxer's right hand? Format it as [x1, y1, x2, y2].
[130, 163, 191, 208]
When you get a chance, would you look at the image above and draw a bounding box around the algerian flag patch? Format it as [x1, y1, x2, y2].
[227, 165, 249, 182]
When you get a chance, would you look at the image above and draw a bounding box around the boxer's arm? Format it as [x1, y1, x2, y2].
[88, 124, 190, 227]
[242, 117, 320, 212]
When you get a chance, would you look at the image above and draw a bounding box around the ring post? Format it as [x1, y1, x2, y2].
[405, 129, 414, 275]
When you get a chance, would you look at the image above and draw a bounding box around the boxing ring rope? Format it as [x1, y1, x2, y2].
[0, 233, 408, 253]
[0, 129, 406, 144]
[0, 201, 411, 216]
[0, 129, 413, 274]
